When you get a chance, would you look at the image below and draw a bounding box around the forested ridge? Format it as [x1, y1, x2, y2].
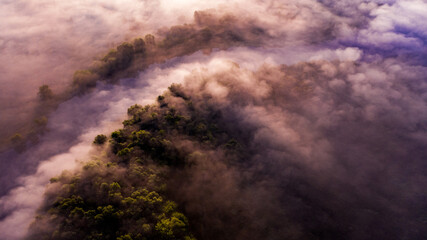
[5, 10, 266, 153]
[26, 83, 244, 240]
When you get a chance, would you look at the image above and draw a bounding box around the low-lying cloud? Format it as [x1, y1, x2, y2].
[0, 0, 426, 239]
[165, 59, 427, 239]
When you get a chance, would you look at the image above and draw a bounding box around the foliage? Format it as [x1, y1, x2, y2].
[72, 70, 99, 91]
[144, 34, 156, 47]
[93, 134, 107, 145]
[38, 85, 54, 101]
[26, 156, 193, 240]
[34, 116, 48, 127]
[133, 38, 146, 54]
[95, 42, 135, 78]
[6, 11, 262, 154]
[27, 82, 245, 240]
[108, 83, 242, 167]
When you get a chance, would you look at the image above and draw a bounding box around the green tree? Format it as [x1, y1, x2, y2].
[93, 134, 107, 145]
[38, 84, 53, 101]
[116, 42, 134, 69]
[133, 38, 146, 54]
[34, 116, 48, 127]
[117, 234, 132, 240]
[155, 212, 189, 239]
[72, 70, 99, 91]
[144, 34, 156, 47]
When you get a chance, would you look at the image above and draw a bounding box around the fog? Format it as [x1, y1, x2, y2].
[0, 0, 247, 140]
[0, 0, 426, 239]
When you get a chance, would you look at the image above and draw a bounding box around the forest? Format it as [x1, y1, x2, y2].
[26, 83, 243, 240]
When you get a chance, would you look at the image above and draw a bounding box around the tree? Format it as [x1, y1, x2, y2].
[155, 212, 189, 239]
[72, 70, 99, 91]
[116, 42, 134, 69]
[145, 34, 156, 47]
[133, 38, 146, 54]
[38, 85, 53, 101]
[93, 134, 107, 145]
[34, 116, 48, 127]
[117, 234, 133, 240]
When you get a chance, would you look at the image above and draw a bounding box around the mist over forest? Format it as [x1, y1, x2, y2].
[0, 1, 426, 240]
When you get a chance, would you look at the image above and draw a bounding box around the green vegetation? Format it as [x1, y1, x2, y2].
[133, 38, 146, 54]
[71, 41, 137, 93]
[9, 12, 265, 236]
[27, 83, 245, 240]
[3, 10, 264, 152]
[34, 116, 48, 127]
[38, 85, 54, 101]
[93, 134, 108, 145]
[27, 158, 193, 240]
[72, 70, 99, 92]
[144, 34, 155, 47]
[108, 87, 242, 167]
